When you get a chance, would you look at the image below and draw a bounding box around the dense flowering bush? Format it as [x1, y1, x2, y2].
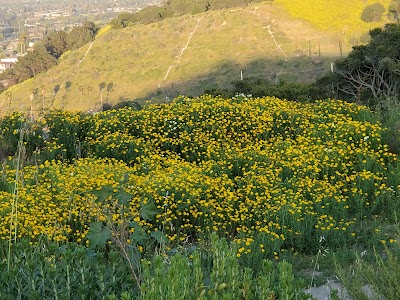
[0, 95, 398, 254]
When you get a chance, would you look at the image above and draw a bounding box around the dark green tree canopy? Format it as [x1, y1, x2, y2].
[333, 23, 400, 104]
[5, 47, 56, 84]
[1, 22, 98, 85]
[67, 21, 98, 49]
[41, 31, 68, 59]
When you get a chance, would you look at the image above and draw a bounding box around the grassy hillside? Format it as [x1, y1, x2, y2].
[0, 0, 394, 113]
[275, 0, 393, 37]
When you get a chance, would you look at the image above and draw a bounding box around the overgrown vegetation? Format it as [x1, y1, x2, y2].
[0, 95, 399, 297]
[0, 3, 399, 297]
[205, 79, 330, 102]
[336, 225, 400, 300]
[1, 21, 98, 85]
[0, 233, 312, 299]
[315, 23, 400, 152]
[327, 23, 400, 105]
[361, 3, 386, 22]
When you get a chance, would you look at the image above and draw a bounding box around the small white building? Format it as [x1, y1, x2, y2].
[0, 57, 18, 73]
[1, 57, 18, 63]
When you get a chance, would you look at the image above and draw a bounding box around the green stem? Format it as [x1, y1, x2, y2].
[7, 124, 25, 271]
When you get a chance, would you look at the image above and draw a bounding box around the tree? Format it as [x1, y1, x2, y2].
[5, 47, 56, 83]
[5, 91, 12, 109]
[29, 88, 35, 119]
[67, 21, 98, 49]
[42, 31, 68, 59]
[333, 23, 400, 105]
[78, 85, 84, 94]
[361, 3, 386, 23]
[19, 31, 28, 54]
[1, 23, 93, 86]
[106, 82, 113, 101]
[110, 12, 135, 29]
[98, 82, 106, 110]
[109, 0, 265, 29]
[113, 99, 143, 110]
[40, 84, 46, 112]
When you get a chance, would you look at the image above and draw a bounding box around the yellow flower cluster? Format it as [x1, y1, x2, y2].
[0, 95, 398, 252]
[0, 158, 131, 242]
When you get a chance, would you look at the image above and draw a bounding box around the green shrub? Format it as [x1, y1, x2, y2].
[0, 112, 45, 158]
[0, 239, 137, 299]
[42, 110, 89, 160]
[140, 234, 312, 300]
[377, 97, 400, 154]
[337, 242, 400, 300]
[206, 79, 329, 102]
[113, 100, 143, 111]
[361, 3, 386, 23]
[0, 234, 312, 300]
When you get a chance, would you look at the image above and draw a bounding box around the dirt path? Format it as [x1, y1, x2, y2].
[178, 18, 202, 63]
[250, 8, 288, 83]
[266, 24, 288, 59]
[306, 279, 351, 300]
[266, 24, 288, 83]
[159, 17, 202, 88]
[78, 42, 94, 66]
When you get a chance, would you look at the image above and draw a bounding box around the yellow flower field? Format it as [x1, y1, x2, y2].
[275, 0, 393, 37]
[0, 95, 398, 252]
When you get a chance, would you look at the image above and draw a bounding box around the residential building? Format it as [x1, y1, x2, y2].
[0, 57, 17, 73]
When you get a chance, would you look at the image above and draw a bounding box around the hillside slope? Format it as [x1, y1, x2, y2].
[275, 0, 393, 36]
[0, 1, 393, 113]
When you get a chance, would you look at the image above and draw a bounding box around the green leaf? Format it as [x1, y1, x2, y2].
[86, 249, 98, 258]
[150, 230, 167, 245]
[87, 222, 112, 249]
[140, 199, 158, 221]
[130, 221, 147, 244]
[114, 189, 133, 206]
[92, 186, 114, 203]
[217, 283, 228, 291]
[126, 246, 142, 265]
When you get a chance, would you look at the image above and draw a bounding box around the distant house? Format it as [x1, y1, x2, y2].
[0, 57, 18, 73]
[1, 58, 18, 63]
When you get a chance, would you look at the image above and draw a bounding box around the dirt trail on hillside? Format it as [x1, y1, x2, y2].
[159, 17, 203, 87]
[78, 42, 94, 66]
[266, 24, 288, 83]
[250, 7, 288, 83]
